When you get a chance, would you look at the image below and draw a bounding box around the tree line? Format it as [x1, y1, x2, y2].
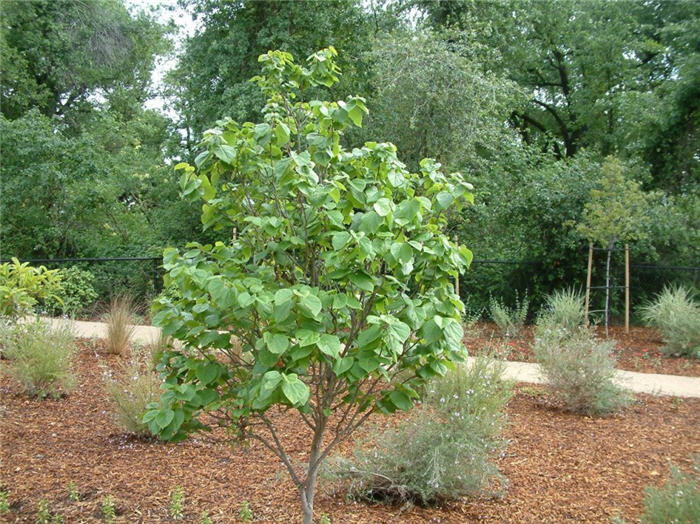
[1, 0, 697, 309]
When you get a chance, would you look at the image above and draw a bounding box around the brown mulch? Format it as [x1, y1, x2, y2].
[467, 323, 700, 377]
[1, 342, 699, 523]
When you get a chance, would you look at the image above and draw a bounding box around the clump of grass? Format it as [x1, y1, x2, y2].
[2, 320, 76, 398]
[169, 485, 185, 520]
[199, 511, 213, 524]
[101, 495, 116, 524]
[328, 355, 513, 505]
[489, 292, 528, 337]
[0, 488, 9, 514]
[104, 345, 161, 438]
[640, 460, 699, 524]
[536, 288, 585, 334]
[67, 482, 80, 502]
[104, 296, 136, 356]
[36, 499, 51, 523]
[640, 285, 699, 358]
[238, 500, 253, 521]
[533, 327, 631, 416]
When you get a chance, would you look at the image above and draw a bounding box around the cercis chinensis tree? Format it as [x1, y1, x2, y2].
[145, 48, 474, 524]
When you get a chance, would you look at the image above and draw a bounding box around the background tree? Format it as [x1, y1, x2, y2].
[167, 0, 378, 157]
[576, 157, 653, 332]
[146, 48, 473, 524]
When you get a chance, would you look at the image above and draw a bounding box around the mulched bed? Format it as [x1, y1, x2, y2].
[1, 340, 698, 523]
[467, 323, 700, 377]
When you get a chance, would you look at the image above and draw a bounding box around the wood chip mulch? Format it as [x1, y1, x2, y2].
[1, 341, 698, 523]
[467, 323, 700, 377]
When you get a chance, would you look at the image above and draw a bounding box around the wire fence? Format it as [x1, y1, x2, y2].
[2, 255, 697, 320]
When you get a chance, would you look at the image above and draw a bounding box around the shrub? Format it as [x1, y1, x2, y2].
[536, 288, 585, 334]
[640, 285, 699, 358]
[104, 347, 161, 437]
[489, 292, 529, 337]
[42, 267, 97, 317]
[533, 327, 631, 416]
[640, 460, 699, 524]
[104, 296, 136, 356]
[0, 258, 62, 318]
[2, 320, 76, 398]
[145, 48, 473, 524]
[328, 356, 512, 505]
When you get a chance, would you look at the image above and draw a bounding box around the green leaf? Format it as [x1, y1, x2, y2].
[317, 333, 341, 358]
[373, 198, 392, 217]
[281, 374, 310, 405]
[389, 390, 413, 411]
[332, 231, 351, 251]
[213, 144, 236, 164]
[274, 288, 294, 305]
[195, 362, 220, 385]
[332, 356, 354, 375]
[359, 211, 382, 234]
[350, 271, 374, 292]
[300, 294, 322, 318]
[264, 332, 290, 355]
[296, 329, 320, 347]
[274, 122, 290, 146]
[155, 408, 175, 430]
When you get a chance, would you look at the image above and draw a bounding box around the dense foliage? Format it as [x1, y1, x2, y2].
[1, 0, 697, 313]
[146, 48, 473, 523]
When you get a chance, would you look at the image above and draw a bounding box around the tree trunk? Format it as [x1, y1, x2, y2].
[300, 416, 326, 524]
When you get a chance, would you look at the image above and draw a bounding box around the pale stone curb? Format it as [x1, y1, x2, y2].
[41, 318, 700, 399]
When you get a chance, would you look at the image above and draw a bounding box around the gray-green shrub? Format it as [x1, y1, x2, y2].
[640, 285, 699, 358]
[104, 347, 161, 437]
[536, 288, 585, 334]
[533, 327, 631, 416]
[640, 460, 699, 524]
[489, 292, 528, 337]
[42, 267, 97, 317]
[328, 356, 513, 505]
[2, 320, 76, 398]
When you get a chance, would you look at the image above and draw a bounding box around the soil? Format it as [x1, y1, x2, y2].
[1, 340, 698, 523]
[467, 323, 700, 377]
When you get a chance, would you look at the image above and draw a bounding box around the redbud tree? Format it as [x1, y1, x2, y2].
[145, 48, 473, 523]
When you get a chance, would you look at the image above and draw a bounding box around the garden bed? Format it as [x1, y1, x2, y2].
[1, 340, 698, 523]
[467, 323, 700, 377]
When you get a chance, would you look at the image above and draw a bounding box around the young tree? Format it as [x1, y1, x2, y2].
[145, 48, 474, 523]
[576, 157, 652, 333]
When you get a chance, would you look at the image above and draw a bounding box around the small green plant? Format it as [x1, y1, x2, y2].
[104, 295, 136, 356]
[36, 498, 51, 523]
[640, 460, 699, 524]
[0, 258, 62, 318]
[640, 285, 699, 358]
[101, 495, 116, 524]
[42, 266, 98, 317]
[51, 515, 64, 524]
[489, 292, 529, 337]
[0, 488, 9, 514]
[2, 320, 76, 398]
[199, 511, 213, 524]
[536, 288, 585, 334]
[67, 482, 80, 502]
[318, 513, 331, 524]
[328, 355, 513, 505]
[169, 486, 185, 519]
[534, 327, 632, 416]
[238, 500, 253, 521]
[105, 346, 161, 437]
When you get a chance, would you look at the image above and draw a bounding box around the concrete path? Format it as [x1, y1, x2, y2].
[45, 318, 700, 399]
